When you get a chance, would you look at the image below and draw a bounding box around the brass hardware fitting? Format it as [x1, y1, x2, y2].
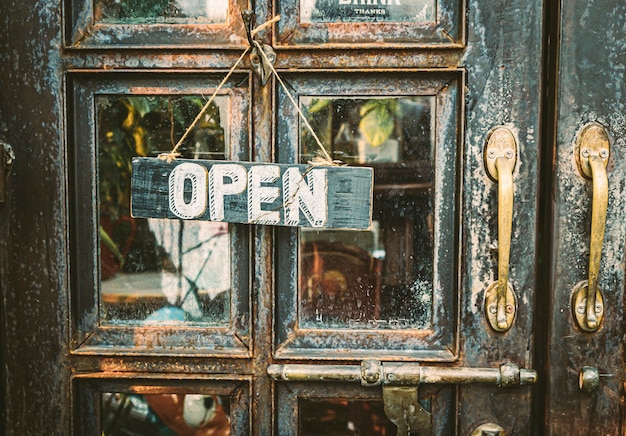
[241, 10, 276, 86]
[572, 123, 610, 332]
[267, 361, 537, 387]
[579, 366, 600, 392]
[383, 386, 431, 435]
[268, 361, 535, 436]
[471, 423, 507, 436]
[483, 127, 518, 332]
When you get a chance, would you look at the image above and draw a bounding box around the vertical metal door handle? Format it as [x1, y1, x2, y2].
[484, 127, 517, 332]
[572, 123, 609, 331]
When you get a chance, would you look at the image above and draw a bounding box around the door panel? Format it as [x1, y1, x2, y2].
[275, 70, 461, 361]
[69, 72, 252, 355]
[66, 0, 250, 47]
[457, 1, 543, 432]
[275, 0, 462, 46]
[74, 376, 250, 435]
[546, 1, 626, 433]
[0, 0, 559, 434]
[276, 382, 455, 435]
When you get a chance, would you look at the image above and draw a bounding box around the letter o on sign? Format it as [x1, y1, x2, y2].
[168, 162, 208, 219]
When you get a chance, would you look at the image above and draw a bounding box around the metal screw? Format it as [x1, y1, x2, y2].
[581, 148, 590, 158]
[599, 149, 609, 159]
[488, 150, 496, 159]
[595, 304, 603, 313]
[488, 304, 497, 314]
[505, 150, 514, 159]
[576, 305, 585, 314]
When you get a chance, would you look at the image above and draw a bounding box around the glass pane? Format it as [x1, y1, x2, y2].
[300, 0, 436, 24]
[299, 399, 396, 435]
[102, 392, 231, 435]
[97, 95, 231, 325]
[96, 0, 229, 24]
[299, 96, 434, 330]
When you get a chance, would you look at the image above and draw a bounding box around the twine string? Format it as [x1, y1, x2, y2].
[159, 48, 250, 163]
[252, 40, 334, 165]
[251, 14, 281, 37]
[160, 14, 334, 166]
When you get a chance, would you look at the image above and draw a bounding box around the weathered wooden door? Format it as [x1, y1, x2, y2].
[542, 1, 626, 434]
[0, 0, 623, 434]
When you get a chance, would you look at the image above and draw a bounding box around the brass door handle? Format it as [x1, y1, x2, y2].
[483, 127, 517, 332]
[572, 123, 610, 332]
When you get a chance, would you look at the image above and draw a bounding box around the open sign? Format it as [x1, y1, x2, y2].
[131, 157, 373, 229]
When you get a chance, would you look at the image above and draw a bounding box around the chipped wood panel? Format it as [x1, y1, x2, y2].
[546, 1, 626, 434]
[456, 0, 544, 434]
[130, 157, 374, 229]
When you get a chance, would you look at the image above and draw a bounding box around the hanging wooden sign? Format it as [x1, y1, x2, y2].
[131, 157, 373, 229]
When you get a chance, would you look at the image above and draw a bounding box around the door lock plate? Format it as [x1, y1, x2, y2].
[383, 386, 432, 436]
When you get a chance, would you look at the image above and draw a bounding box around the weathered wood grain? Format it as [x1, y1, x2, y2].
[131, 157, 373, 229]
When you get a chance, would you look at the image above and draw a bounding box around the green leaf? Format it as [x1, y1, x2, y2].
[307, 98, 332, 114]
[359, 102, 395, 147]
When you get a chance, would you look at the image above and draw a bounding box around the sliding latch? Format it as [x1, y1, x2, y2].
[241, 10, 276, 86]
[268, 361, 536, 435]
[0, 140, 15, 203]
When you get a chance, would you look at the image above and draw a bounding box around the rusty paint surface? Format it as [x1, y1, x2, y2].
[2, 0, 540, 433]
[0, 0, 71, 433]
[545, 0, 626, 434]
[456, 0, 543, 434]
[2, 0, 623, 434]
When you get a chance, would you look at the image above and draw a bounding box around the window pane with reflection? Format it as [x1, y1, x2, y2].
[102, 392, 231, 435]
[299, 96, 434, 330]
[97, 95, 230, 325]
[300, 399, 396, 435]
[96, 0, 229, 24]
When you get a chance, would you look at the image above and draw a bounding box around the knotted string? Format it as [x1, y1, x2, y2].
[252, 39, 336, 165]
[158, 48, 249, 163]
[160, 14, 335, 166]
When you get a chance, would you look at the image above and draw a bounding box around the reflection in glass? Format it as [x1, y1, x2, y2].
[300, 0, 436, 24]
[96, 0, 229, 24]
[300, 399, 396, 435]
[102, 392, 231, 435]
[97, 95, 231, 325]
[300, 97, 434, 330]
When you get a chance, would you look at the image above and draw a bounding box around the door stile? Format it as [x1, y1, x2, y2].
[534, 0, 561, 431]
[0, 0, 72, 434]
[458, 0, 544, 433]
[251, 12, 276, 430]
[546, 1, 626, 433]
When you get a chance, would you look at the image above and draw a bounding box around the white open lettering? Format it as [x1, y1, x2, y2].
[248, 165, 281, 225]
[168, 162, 208, 219]
[283, 167, 328, 227]
[209, 164, 247, 221]
[166, 162, 333, 227]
